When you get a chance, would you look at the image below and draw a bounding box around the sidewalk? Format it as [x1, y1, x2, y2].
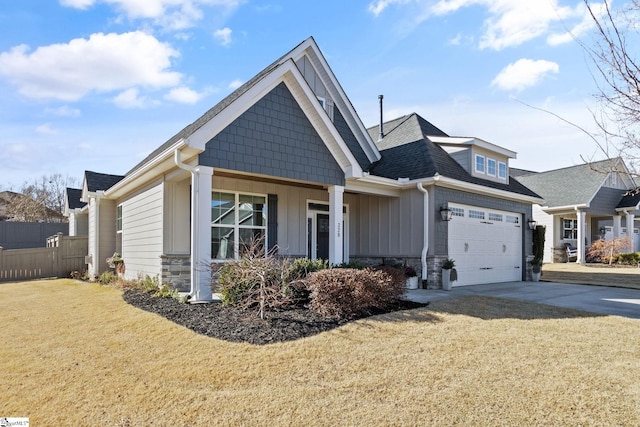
[404, 281, 640, 319]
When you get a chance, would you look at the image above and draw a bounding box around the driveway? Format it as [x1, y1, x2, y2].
[405, 281, 640, 319]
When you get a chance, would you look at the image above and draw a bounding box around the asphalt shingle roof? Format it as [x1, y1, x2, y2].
[66, 188, 86, 210]
[366, 113, 540, 198]
[617, 188, 640, 209]
[85, 171, 125, 192]
[516, 159, 620, 207]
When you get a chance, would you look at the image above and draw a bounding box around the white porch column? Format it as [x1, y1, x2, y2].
[576, 209, 586, 264]
[328, 185, 344, 266]
[626, 211, 636, 251]
[613, 215, 622, 238]
[190, 165, 214, 302]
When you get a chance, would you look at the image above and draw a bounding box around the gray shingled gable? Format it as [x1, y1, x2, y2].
[66, 188, 86, 210]
[198, 82, 345, 186]
[367, 113, 539, 198]
[85, 171, 125, 192]
[516, 159, 620, 207]
[126, 37, 372, 181]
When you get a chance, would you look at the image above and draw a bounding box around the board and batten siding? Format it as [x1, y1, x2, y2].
[353, 190, 425, 258]
[120, 181, 164, 280]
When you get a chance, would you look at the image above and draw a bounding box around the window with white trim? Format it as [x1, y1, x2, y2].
[211, 191, 267, 260]
[488, 212, 503, 222]
[116, 205, 123, 232]
[475, 154, 485, 173]
[469, 209, 485, 220]
[498, 162, 507, 179]
[506, 215, 519, 224]
[562, 218, 578, 240]
[451, 207, 465, 217]
[487, 158, 496, 176]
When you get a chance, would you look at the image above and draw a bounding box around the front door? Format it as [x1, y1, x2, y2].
[316, 213, 330, 260]
[307, 202, 348, 262]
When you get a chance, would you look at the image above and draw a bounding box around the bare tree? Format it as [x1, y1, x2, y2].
[582, 0, 640, 167]
[4, 174, 78, 222]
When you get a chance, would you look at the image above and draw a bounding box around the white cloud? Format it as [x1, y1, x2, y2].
[60, 0, 242, 30]
[164, 86, 204, 104]
[44, 106, 81, 118]
[35, 123, 60, 135]
[228, 79, 243, 90]
[491, 59, 559, 92]
[214, 27, 232, 46]
[375, 0, 594, 50]
[0, 31, 182, 102]
[113, 88, 148, 109]
[368, 0, 412, 16]
[547, 2, 607, 46]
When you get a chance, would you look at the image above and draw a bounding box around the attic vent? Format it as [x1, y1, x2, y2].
[378, 94, 384, 141]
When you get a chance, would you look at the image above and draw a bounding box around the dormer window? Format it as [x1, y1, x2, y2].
[475, 154, 485, 173]
[487, 158, 496, 176]
[498, 162, 507, 179]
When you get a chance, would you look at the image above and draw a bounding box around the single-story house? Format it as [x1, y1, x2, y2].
[65, 37, 543, 301]
[514, 158, 638, 263]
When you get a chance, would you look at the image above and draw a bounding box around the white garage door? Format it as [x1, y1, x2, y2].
[447, 204, 522, 286]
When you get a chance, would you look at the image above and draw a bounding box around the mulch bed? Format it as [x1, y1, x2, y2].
[123, 289, 427, 345]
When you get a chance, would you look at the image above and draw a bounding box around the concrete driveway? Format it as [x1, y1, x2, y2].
[405, 281, 640, 319]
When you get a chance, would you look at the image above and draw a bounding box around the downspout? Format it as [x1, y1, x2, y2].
[94, 191, 104, 279]
[417, 183, 429, 283]
[174, 146, 200, 301]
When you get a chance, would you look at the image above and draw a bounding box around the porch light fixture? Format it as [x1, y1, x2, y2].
[440, 205, 453, 221]
[527, 218, 537, 230]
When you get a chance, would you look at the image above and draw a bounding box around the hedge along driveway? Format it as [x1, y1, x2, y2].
[2, 279, 640, 426]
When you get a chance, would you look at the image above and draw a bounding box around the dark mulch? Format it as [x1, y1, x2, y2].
[123, 289, 428, 345]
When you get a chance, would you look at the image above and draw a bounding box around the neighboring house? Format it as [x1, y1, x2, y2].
[64, 187, 88, 236]
[0, 190, 66, 223]
[72, 37, 542, 300]
[515, 158, 637, 263]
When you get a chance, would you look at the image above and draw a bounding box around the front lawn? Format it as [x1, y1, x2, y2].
[1, 279, 639, 426]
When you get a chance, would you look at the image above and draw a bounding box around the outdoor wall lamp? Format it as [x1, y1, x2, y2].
[440, 205, 453, 221]
[527, 218, 537, 230]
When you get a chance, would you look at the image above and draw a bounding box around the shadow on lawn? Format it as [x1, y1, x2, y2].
[426, 295, 607, 321]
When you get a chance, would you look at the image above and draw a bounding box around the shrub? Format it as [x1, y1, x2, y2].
[305, 267, 406, 320]
[335, 260, 368, 270]
[98, 271, 117, 285]
[612, 252, 640, 265]
[587, 237, 631, 264]
[216, 237, 296, 318]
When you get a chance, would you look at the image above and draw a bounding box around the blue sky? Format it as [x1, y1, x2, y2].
[0, 0, 613, 189]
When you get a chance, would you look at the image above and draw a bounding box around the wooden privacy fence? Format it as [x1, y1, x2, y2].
[0, 233, 88, 282]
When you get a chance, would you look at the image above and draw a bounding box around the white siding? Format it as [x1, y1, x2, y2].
[120, 181, 164, 280]
[532, 204, 555, 263]
[98, 199, 117, 274]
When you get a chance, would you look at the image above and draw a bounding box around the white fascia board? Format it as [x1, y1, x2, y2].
[104, 139, 189, 199]
[291, 39, 381, 163]
[345, 179, 401, 197]
[429, 136, 517, 159]
[188, 59, 363, 179]
[542, 204, 589, 213]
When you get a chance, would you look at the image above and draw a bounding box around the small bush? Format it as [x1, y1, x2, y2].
[335, 260, 368, 270]
[286, 258, 328, 281]
[612, 252, 640, 265]
[305, 267, 406, 320]
[98, 271, 117, 285]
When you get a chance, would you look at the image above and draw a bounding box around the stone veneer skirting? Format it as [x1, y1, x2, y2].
[160, 254, 191, 293]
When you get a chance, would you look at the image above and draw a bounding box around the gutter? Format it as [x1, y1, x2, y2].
[417, 183, 429, 283]
[173, 141, 205, 302]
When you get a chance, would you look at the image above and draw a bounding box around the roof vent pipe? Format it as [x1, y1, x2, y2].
[378, 94, 384, 141]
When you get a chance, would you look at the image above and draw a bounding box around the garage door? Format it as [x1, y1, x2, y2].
[447, 204, 522, 286]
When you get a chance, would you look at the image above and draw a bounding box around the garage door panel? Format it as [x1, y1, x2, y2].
[448, 204, 522, 287]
